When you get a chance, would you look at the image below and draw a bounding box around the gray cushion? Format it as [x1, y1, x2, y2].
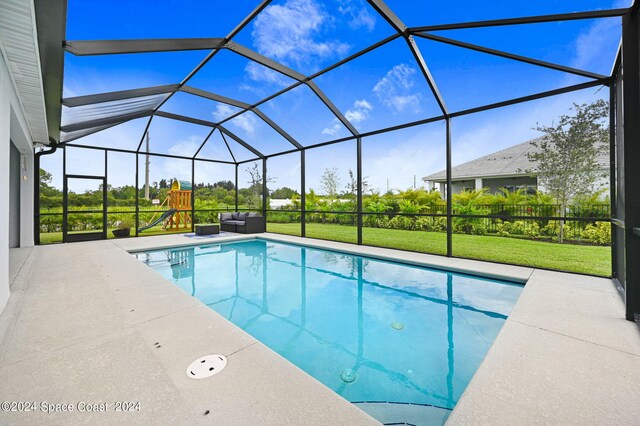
[236, 212, 249, 220]
[220, 213, 232, 222]
[231, 212, 241, 220]
[224, 220, 245, 225]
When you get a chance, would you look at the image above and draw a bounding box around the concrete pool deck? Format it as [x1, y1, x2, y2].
[0, 233, 639, 424]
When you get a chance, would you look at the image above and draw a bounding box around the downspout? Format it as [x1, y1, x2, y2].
[33, 138, 58, 245]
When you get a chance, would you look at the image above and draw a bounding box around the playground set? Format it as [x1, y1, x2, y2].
[138, 179, 193, 233]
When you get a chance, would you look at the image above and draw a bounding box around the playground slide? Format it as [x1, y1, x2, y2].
[138, 208, 177, 233]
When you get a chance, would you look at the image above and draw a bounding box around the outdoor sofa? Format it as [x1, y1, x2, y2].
[219, 212, 266, 234]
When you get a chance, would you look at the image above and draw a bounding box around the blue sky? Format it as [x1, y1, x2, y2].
[51, 0, 624, 194]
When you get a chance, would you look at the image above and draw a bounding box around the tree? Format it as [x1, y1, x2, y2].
[320, 167, 340, 198]
[213, 180, 235, 191]
[345, 169, 370, 198]
[271, 187, 299, 199]
[40, 168, 52, 185]
[39, 168, 62, 198]
[524, 100, 609, 242]
[245, 163, 274, 208]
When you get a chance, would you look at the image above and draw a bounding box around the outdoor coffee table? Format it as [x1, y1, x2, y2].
[195, 224, 220, 235]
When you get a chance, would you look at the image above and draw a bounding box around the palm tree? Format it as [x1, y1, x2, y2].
[497, 187, 528, 204]
[452, 188, 488, 207]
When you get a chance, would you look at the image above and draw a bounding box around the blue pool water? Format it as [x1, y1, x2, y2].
[135, 239, 522, 424]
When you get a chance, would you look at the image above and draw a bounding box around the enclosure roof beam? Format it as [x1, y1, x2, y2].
[214, 33, 401, 132]
[142, 1, 272, 157]
[219, 129, 237, 163]
[252, 109, 303, 149]
[227, 0, 272, 40]
[62, 32, 400, 148]
[449, 78, 610, 118]
[218, 125, 265, 159]
[236, 156, 265, 165]
[136, 116, 154, 152]
[306, 81, 359, 135]
[193, 128, 217, 159]
[62, 84, 179, 107]
[154, 110, 216, 127]
[227, 42, 358, 137]
[406, 35, 448, 115]
[177, 0, 272, 88]
[264, 77, 610, 160]
[180, 85, 303, 149]
[409, 8, 629, 32]
[366, 0, 448, 116]
[63, 142, 235, 164]
[225, 42, 307, 82]
[611, 40, 622, 77]
[34, 0, 67, 143]
[180, 86, 252, 109]
[365, 0, 407, 33]
[64, 38, 226, 56]
[60, 109, 153, 133]
[60, 1, 275, 164]
[309, 33, 402, 79]
[415, 33, 608, 80]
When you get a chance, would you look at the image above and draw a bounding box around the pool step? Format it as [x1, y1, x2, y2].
[353, 401, 452, 426]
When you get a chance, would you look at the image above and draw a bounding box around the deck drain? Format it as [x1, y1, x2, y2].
[187, 354, 227, 379]
[340, 369, 357, 383]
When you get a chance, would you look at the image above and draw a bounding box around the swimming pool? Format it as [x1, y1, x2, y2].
[135, 239, 522, 425]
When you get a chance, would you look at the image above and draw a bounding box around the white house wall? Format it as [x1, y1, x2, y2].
[0, 49, 35, 313]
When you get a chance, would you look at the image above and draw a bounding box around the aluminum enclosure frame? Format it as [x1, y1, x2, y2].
[34, 0, 638, 321]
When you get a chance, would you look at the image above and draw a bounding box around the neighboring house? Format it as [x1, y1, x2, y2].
[423, 137, 610, 196]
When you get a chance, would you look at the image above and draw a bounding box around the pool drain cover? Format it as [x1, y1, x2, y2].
[340, 369, 357, 383]
[187, 354, 227, 379]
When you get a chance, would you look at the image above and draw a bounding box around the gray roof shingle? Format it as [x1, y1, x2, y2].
[424, 136, 609, 182]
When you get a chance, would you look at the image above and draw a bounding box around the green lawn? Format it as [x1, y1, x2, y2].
[39, 224, 190, 244]
[267, 222, 611, 277]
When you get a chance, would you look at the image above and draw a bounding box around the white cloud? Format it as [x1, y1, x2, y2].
[553, 2, 623, 86]
[571, 18, 620, 78]
[251, 0, 350, 68]
[322, 98, 372, 135]
[219, 107, 258, 134]
[362, 85, 608, 193]
[387, 94, 420, 113]
[338, 0, 376, 31]
[212, 104, 238, 122]
[451, 88, 607, 169]
[364, 124, 446, 193]
[234, 113, 258, 134]
[167, 136, 200, 157]
[213, 104, 256, 136]
[353, 99, 372, 110]
[238, 84, 266, 97]
[244, 61, 290, 87]
[345, 98, 372, 123]
[163, 136, 202, 178]
[344, 110, 367, 123]
[321, 123, 342, 136]
[162, 136, 234, 183]
[373, 64, 421, 114]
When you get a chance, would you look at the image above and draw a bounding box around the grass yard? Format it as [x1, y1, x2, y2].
[39, 224, 190, 244]
[267, 222, 611, 277]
